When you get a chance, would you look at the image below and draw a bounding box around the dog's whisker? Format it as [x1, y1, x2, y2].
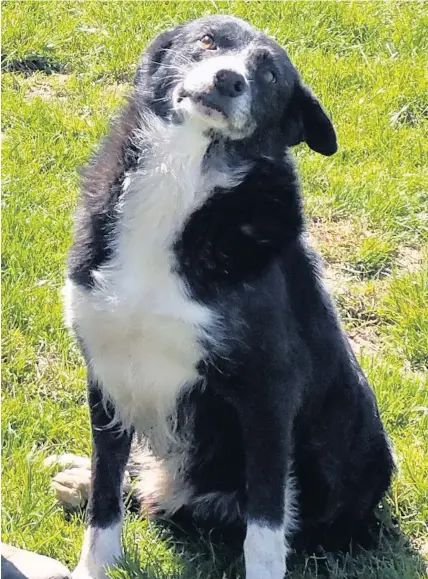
[160, 47, 194, 65]
[149, 62, 186, 73]
[151, 96, 171, 104]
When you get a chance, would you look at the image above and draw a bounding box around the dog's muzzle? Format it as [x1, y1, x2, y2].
[177, 69, 247, 120]
[174, 55, 254, 137]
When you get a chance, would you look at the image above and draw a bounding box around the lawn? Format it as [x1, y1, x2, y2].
[1, 1, 427, 578]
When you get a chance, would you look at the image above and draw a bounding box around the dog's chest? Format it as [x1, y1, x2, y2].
[77, 297, 206, 436]
[70, 128, 216, 435]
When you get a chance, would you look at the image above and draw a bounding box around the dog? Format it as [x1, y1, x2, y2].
[62, 15, 394, 579]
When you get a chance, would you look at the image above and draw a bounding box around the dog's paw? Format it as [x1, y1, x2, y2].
[52, 467, 92, 509]
[245, 563, 286, 579]
[71, 570, 108, 579]
[71, 572, 95, 579]
[44, 453, 91, 471]
[71, 570, 106, 579]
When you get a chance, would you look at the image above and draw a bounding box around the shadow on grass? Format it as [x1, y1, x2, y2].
[109, 507, 427, 579]
[1, 54, 66, 75]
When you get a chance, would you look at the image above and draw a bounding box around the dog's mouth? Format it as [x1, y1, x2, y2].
[176, 87, 228, 122]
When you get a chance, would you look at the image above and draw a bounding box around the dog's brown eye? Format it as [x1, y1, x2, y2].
[263, 70, 277, 83]
[199, 34, 216, 50]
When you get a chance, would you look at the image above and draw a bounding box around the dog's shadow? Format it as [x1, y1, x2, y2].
[110, 503, 427, 579]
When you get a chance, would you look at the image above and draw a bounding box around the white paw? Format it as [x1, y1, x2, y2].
[72, 558, 119, 579]
[71, 571, 96, 579]
[71, 567, 109, 579]
[52, 467, 92, 508]
[73, 522, 123, 579]
[244, 522, 287, 579]
[245, 563, 286, 579]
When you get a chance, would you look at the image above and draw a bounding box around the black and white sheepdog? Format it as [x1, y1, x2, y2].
[63, 15, 394, 579]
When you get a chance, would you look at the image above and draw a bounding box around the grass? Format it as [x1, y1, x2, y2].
[1, 1, 427, 577]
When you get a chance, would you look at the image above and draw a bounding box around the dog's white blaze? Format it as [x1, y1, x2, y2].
[244, 522, 286, 579]
[66, 114, 247, 455]
[183, 54, 248, 93]
[73, 521, 122, 579]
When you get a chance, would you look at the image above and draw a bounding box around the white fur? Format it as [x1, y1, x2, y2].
[131, 442, 195, 516]
[244, 522, 286, 579]
[184, 54, 248, 93]
[284, 474, 300, 537]
[65, 113, 248, 457]
[175, 53, 254, 137]
[72, 521, 122, 579]
[136, 458, 194, 516]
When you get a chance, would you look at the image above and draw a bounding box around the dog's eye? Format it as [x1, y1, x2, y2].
[199, 34, 216, 50]
[263, 70, 277, 83]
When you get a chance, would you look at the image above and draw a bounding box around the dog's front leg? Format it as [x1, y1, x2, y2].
[73, 377, 133, 579]
[238, 384, 295, 579]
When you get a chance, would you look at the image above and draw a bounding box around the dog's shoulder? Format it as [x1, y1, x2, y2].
[67, 96, 142, 287]
[175, 154, 305, 295]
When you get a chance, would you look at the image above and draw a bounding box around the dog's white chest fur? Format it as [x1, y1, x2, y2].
[66, 116, 245, 445]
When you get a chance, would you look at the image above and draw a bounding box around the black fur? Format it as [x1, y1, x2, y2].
[68, 99, 141, 288]
[174, 157, 304, 293]
[86, 378, 132, 529]
[68, 14, 393, 571]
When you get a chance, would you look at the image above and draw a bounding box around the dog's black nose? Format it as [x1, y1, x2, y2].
[214, 70, 245, 98]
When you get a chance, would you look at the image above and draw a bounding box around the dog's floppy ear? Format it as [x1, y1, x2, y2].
[134, 26, 182, 86]
[283, 81, 337, 156]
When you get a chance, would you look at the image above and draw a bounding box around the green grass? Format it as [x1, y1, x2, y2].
[2, 1, 427, 577]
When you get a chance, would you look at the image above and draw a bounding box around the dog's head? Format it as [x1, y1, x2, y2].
[136, 15, 337, 155]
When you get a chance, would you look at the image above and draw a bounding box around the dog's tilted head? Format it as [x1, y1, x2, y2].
[135, 15, 337, 154]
